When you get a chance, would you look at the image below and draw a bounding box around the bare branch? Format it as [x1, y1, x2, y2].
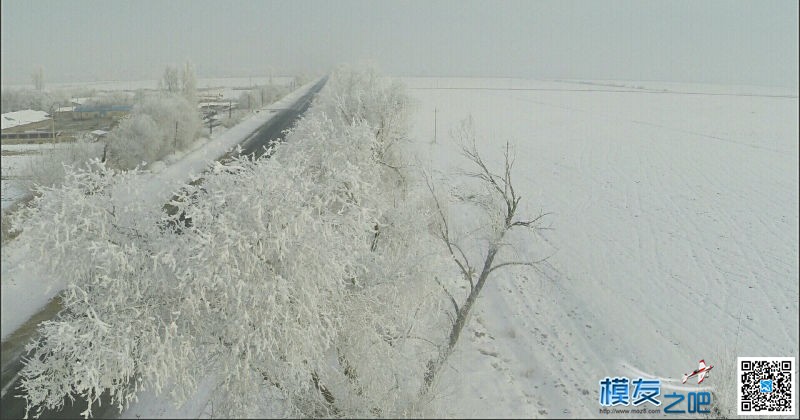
[433, 276, 459, 315]
[424, 171, 473, 284]
[386, 334, 439, 348]
[510, 212, 552, 229]
[486, 256, 552, 276]
[460, 145, 506, 199]
[449, 242, 474, 289]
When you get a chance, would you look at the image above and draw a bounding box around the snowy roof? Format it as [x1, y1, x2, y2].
[199, 89, 224, 99]
[199, 101, 233, 108]
[219, 88, 240, 100]
[70, 97, 91, 105]
[1, 109, 51, 130]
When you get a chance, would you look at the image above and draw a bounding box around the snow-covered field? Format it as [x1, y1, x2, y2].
[405, 77, 799, 417]
[1, 144, 74, 209]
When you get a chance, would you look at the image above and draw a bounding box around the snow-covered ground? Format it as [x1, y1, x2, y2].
[406, 77, 799, 417]
[1, 144, 72, 210]
[0, 182, 26, 210]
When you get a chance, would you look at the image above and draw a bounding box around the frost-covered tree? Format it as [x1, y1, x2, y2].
[160, 66, 180, 93]
[13, 66, 453, 418]
[313, 64, 409, 169]
[105, 93, 201, 170]
[238, 89, 260, 110]
[137, 93, 201, 151]
[22, 138, 105, 189]
[293, 72, 310, 88]
[11, 161, 165, 418]
[1, 88, 61, 113]
[180, 61, 197, 105]
[105, 113, 164, 169]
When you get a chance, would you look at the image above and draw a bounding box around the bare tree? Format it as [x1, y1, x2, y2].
[160, 65, 180, 93]
[422, 119, 550, 393]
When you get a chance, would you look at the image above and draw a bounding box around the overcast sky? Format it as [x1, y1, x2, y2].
[1, 0, 797, 87]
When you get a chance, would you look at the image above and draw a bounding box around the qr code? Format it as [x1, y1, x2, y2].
[738, 357, 796, 416]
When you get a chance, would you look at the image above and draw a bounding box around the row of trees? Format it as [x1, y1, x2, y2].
[237, 84, 290, 110]
[159, 62, 198, 104]
[12, 65, 548, 418]
[1, 88, 67, 114]
[0, 88, 135, 115]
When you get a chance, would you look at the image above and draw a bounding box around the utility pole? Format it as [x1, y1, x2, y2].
[50, 104, 56, 142]
[174, 121, 178, 149]
[433, 107, 437, 144]
[229, 100, 232, 119]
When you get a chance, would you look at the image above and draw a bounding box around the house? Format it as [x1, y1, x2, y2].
[73, 105, 132, 120]
[1, 110, 54, 140]
[198, 101, 235, 110]
[70, 97, 91, 107]
[199, 89, 225, 102]
[55, 106, 75, 119]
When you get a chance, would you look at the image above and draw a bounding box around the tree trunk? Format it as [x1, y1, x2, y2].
[423, 245, 499, 393]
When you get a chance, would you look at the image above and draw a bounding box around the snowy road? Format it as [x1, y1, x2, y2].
[237, 76, 327, 158]
[408, 77, 798, 417]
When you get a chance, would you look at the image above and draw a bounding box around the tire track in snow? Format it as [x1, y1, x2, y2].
[677, 144, 796, 350]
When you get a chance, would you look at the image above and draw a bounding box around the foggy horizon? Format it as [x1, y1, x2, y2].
[2, 0, 798, 88]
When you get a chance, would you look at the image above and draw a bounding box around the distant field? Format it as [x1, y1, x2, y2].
[405, 77, 799, 417]
[1, 76, 296, 92]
